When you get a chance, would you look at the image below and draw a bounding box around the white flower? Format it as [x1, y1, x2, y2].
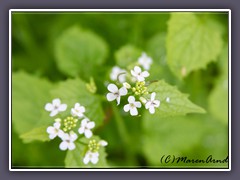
[59, 132, 78, 151]
[138, 52, 153, 70]
[46, 122, 64, 139]
[98, 140, 108, 147]
[110, 66, 126, 83]
[106, 83, 127, 105]
[123, 82, 131, 89]
[131, 66, 149, 82]
[78, 118, 95, 138]
[123, 96, 142, 116]
[83, 151, 99, 164]
[45, 98, 67, 117]
[145, 92, 160, 114]
[71, 103, 85, 118]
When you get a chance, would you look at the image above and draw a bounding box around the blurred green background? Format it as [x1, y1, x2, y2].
[12, 12, 229, 168]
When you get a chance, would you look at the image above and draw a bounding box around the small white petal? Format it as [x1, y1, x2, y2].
[58, 104, 67, 112]
[61, 133, 69, 141]
[119, 87, 127, 96]
[131, 69, 137, 77]
[86, 121, 95, 129]
[151, 92, 156, 101]
[70, 132, 78, 141]
[134, 101, 142, 108]
[91, 156, 99, 164]
[141, 71, 149, 78]
[137, 76, 145, 82]
[53, 122, 61, 129]
[128, 96, 135, 103]
[81, 118, 89, 126]
[85, 129, 93, 138]
[106, 93, 116, 102]
[47, 126, 54, 134]
[58, 130, 64, 138]
[166, 97, 170, 103]
[83, 155, 90, 164]
[50, 110, 58, 117]
[116, 96, 121, 105]
[79, 106, 85, 113]
[68, 142, 76, 150]
[149, 106, 155, 114]
[134, 66, 141, 73]
[145, 101, 151, 109]
[45, 103, 53, 111]
[130, 107, 138, 116]
[78, 127, 85, 134]
[59, 141, 68, 151]
[52, 98, 61, 106]
[107, 84, 118, 93]
[49, 133, 57, 139]
[123, 104, 130, 112]
[154, 100, 160, 107]
[99, 140, 108, 146]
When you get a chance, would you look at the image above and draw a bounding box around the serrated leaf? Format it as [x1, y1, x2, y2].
[55, 26, 108, 79]
[166, 13, 223, 78]
[142, 114, 206, 165]
[12, 71, 53, 137]
[20, 126, 50, 143]
[143, 80, 205, 117]
[65, 136, 108, 168]
[50, 78, 104, 127]
[115, 44, 142, 67]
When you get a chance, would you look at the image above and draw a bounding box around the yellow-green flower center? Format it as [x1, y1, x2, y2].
[132, 81, 148, 96]
[63, 116, 78, 132]
[88, 139, 100, 152]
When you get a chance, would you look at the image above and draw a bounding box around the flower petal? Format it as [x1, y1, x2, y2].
[107, 83, 118, 93]
[116, 96, 121, 105]
[141, 71, 149, 78]
[154, 100, 160, 107]
[58, 130, 64, 139]
[81, 118, 89, 126]
[134, 101, 142, 108]
[119, 87, 127, 96]
[91, 156, 99, 164]
[85, 129, 93, 138]
[49, 133, 57, 139]
[58, 104, 67, 112]
[151, 92, 156, 101]
[78, 127, 85, 134]
[59, 141, 68, 151]
[130, 107, 138, 116]
[131, 69, 137, 77]
[79, 106, 85, 113]
[53, 122, 61, 129]
[128, 96, 135, 103]
[86, 121, 95, 129]
[68, 142, 76, 150]
[50, 110, 58, 117]
[70, 132, 78, 141]
[137, 75, 144, 82]
[83, 154, 90, 164]
[99, 140, 108, 146]
[134, 66, 141, 74]
[45, 103, 53, 111]
[123, 104, 130, 112]
[149, 106, 155, 114]
[47, 126, 54, 134]
[145, 101, 151, 109]
[52, 98, 61, 106]
[106, 93, 116, 102]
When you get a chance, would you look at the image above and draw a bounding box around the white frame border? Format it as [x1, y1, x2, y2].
[9, 9, 231, 172]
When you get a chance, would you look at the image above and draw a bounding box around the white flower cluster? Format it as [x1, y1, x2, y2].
[45, 98, 107, 165]
[107, 52, 161, 116]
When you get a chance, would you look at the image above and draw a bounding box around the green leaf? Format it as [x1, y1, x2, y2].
[142, 114, 206, 165]
[50, 78, 104, 127]
[143, 80, 205, 117]
[55, 26, 108, 79]
[166, 13, 223, 78]
[115, 44, 142, 68]
[65, 136, 108, 168]
[12, 71, 53, 137]
[20, 126, 50, 143]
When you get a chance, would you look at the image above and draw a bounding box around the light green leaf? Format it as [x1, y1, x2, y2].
[12, 71, 53, 137]
[143, 80, 205, 117]
[65, 136, 108, 168]
[20, 126, 49, 143]
[166, 13, 223, 78]
[55, 26, 108, 78]
[50, 78, 104, 127]
[115, 44, 142, 68]
[142, 114, 206, 165]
